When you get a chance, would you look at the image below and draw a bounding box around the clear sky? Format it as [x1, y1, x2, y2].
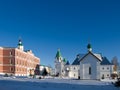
[0, 0, 120, 67]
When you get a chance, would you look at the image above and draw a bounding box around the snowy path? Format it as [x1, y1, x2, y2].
[0, 77, 118, 90]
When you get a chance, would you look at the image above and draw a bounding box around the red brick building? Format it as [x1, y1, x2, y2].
[0, 39, 40, 76]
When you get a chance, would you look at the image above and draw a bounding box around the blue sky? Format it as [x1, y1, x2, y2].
[0, 0, 120, 67]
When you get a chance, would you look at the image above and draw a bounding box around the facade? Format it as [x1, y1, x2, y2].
[54, 49, 69, 77]
[54, 44, 114, 80]
[68, 65, 80, 78]
[80, 51, 102, 79]
[0, 39, 40, 76]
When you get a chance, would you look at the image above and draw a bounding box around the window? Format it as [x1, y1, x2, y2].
[0, 61, 1, 64]
[10, 67, 13, 71]
[107, 74, 109, 77]
[10, 51, 12, 56]
[107, 67, 109, 70]
[102, 74, 104, 79]
[89, 67, 91, 75]
[20, 61, 21, 65]
[74, 74, 75, 77]
[74, 67, 76, 70]
[10, 59, 13, 64]
[17, 60, 18, 64]
[102, 67, 104, 70]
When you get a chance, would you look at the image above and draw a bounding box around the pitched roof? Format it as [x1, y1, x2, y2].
[72, 58, 80, 65]
[101, 57, 112, 65]
[72, 51, 112, 65]
[66, 61, 70, 65]
[80, 52, 102, 62]
[94, 53, 102, 61]
[72, 54, 85, 65]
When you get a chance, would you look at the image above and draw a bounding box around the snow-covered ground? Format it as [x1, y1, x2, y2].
[0, 77, 118, 90]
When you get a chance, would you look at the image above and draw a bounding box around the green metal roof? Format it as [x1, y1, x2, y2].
[63, 58, 67, 63]
[87, 43, 92, 49]
[18, 39, 23, 46]
[55, 49, 62, 58]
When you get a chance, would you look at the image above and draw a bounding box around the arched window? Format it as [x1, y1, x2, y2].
[10, 51, 12, 56]
[74, 74, 76, 77]
[89, 67, 91, 75]
[74, 67, 76, 70]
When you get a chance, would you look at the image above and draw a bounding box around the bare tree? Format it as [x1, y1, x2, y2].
[111, 56, 119, 72]
[111, 56, 119, 65]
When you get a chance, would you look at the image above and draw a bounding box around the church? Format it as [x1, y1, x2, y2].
[54, 44, 114, 80]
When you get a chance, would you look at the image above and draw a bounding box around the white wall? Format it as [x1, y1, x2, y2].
[100, 65, 113, 79]
[55, 62, 62, 75]
[80, 53, 101, 80]
[68, 65, 79, 79]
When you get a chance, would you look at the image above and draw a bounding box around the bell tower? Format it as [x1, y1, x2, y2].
[54, 49, 63, 76]
[17, 38, 24, 51]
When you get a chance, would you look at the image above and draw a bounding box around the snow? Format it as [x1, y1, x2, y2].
[0, 77, 118, 90]
[94, 53, 102, 61]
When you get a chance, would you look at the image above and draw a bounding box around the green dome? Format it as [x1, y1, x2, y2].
[87, 43, 92, 51]
[63, 58, 67, 63]
[87, 43, 91, 49]
[18, 39, 23, 46]
[55, 49, 62, 58]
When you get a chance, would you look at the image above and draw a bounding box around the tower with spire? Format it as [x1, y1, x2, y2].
[55, 49, 62, 62]
[54, 49, 68, 77]
[54, 49, 62, 77]
[17, 38, 24, 51]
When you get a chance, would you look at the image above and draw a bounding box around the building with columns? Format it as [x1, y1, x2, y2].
[54, 44, 114, 80]
[0, 39, 40, 76]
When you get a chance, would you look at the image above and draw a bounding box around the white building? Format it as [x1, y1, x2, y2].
[54, 49, 69, 77]
[54, 44, 114, 80]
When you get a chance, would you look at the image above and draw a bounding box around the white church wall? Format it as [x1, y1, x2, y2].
[100, 65, 114, 79]
[68, 65, 79, 79]
[55, 62, 62, 76]
[80, 53, 101, 80]
[96, 61, 101, 79]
